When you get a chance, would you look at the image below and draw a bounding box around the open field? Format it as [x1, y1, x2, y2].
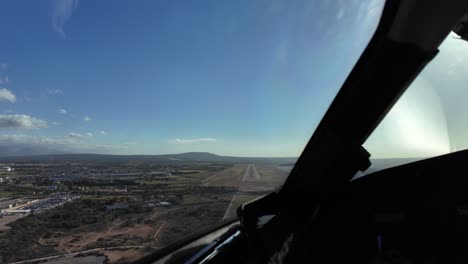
[202, 164, 288, 192]
[0, 167, 233, 263]
[0, 154, 293, 264]
[201, 165, 246, 186]
[255, 164, 289, 185]
[213, 164, 289, 220]
[1, 197, 229, 263]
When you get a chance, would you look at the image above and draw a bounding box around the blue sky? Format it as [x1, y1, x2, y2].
[0, 0, 383, 157]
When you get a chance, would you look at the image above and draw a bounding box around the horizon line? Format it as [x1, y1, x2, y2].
[0, 151, 299, 159]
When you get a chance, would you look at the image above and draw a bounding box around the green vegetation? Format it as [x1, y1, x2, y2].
[0, 161, 287, 263]
[0, 198, 151, 263]
[0, 186, 33, 198]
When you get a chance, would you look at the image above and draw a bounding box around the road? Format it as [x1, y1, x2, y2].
[222, 164, 261, 220]
[242, 164, 260, 181]
[201, 169, 228, 183]
[222, 194, 238, 220]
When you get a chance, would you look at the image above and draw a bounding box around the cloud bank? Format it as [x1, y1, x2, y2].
[0, 115, 47, 129]
[0, 134, 123, 156]
[68, 132, 83, 138]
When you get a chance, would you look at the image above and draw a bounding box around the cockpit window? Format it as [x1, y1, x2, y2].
[0, 0, 383, 262]
[362, 32, 468, 175]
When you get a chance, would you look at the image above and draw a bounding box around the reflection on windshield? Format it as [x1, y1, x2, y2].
[363, 32, 468, 174]
[0, 0, 383, 263]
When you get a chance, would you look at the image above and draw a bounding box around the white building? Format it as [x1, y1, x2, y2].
[0, 167, 12, 172]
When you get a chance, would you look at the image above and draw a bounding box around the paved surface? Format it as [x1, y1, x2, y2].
[201, 169, 228, 182]
[222, 193, 238, 220]
[242, 164, 260, 181]
[222, 164, 262, 220]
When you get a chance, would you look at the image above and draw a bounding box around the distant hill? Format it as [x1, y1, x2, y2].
[164, 152, 224, 161]
[0, 152, 426, 169]
[0, 151, 429, 170]
[0, 152, 297, 165]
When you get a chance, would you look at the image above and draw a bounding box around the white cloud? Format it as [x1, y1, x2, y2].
[99, 130, 108, 136]
[0, 88, 16, 103]
[0, 134, 124, 156]
[51, 121, 60, 126]
[47, 89, 63, 95]
[86, 132, 93, 137]
[68, 132, 83, 139]
[173, 138, 217, 144]
[83, 116, 91, 122]
[59, 109, 67, 114]
[0, 134, 70, 146]
[52, 0, 79, 37]
[0, 114, 47, 129]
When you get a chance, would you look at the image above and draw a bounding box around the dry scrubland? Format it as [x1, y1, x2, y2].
[0, 163, 288, 263]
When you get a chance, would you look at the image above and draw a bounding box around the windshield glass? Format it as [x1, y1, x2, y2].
[0, 1, 383, 263]
[363, 32, 468, 175]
